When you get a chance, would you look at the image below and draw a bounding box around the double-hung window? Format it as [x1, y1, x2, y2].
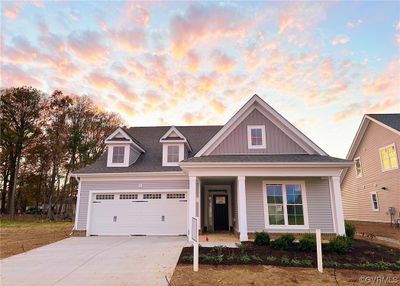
[263, 182, 308, 228]
[371, 192, 379, 211]
[379, 144, 398, 171]
[354, 157, 362, 177]
[167, 145, 179, 163]
[247, 125, 266, 149]
[112, 146, 125, 163]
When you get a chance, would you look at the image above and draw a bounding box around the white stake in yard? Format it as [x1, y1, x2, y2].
[316, 229, 323, 273]
[192, 217, 199, 272]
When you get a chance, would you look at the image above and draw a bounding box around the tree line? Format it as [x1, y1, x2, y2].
[1, 87, 122, 219]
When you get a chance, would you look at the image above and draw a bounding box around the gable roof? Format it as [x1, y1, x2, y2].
[367, 114, 400, 133]
[346, 114, 400, 161]
[195, 94, 327, 157]
[160, 126, 193, 152]
[105, 127, 146, 152]
[74, 125, 222, 174]
[341, 113, 400, 182]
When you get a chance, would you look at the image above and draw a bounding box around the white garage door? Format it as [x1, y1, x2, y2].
[89, 192, 187, 236]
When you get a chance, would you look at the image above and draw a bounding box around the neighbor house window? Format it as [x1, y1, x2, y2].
[264, 182, 308, 228]
[379, 144, 398, 171]
[354, 157, 362, 177]
[112, 146, 125, 163]
[247, 125, 266, 149]
[371, 192, 379, 211]
[167, 145, 179, 162]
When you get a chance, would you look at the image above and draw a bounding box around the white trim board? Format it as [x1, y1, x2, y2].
[105, 127, 145, 153]
[195, 94, 327, 157]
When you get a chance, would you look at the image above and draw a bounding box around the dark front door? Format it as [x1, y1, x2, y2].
[213, 195, 229, 231]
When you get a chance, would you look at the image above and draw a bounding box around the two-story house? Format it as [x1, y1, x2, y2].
[341, 114, 400, 224]
[72, 95, 352, 241]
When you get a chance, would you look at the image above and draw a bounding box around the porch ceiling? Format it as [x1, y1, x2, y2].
[200, 176, 236, 185]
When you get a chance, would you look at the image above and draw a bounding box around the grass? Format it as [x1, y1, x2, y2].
[0, 219, 73, 259]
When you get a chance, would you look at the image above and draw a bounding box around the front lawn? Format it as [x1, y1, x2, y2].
[179, 239, 400, 271]
[0, 219, 73, 259]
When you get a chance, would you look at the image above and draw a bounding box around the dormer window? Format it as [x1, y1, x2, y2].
[112, 146, 125, 163]
[105, 127, 145, 167]
[162, 144, 184, 166]
[167, 145, 179, 163]
[247, 125, 266, 149]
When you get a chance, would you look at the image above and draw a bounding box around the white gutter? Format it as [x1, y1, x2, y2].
[179, 162, 353, 168]
[71, 171, 187, 177]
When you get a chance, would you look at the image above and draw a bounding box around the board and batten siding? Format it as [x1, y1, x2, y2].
[341, 121, 400, 223]
[245, 177, 335, 233]
[76, 179, 189, 230]
[211, 109, 307, 155]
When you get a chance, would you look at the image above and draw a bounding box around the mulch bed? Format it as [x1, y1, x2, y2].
[178, 239, 400, 271]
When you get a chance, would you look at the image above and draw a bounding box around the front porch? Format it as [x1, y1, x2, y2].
[185, 168, 347, 242]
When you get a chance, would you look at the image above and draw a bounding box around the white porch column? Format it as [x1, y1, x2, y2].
[237, 176, 248, 241]
[330, 176, 345, 235]
[188, 176, 197, 241]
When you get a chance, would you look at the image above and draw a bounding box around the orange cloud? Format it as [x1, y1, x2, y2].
[1, 64, 42, 87]
[363, 59, 399, 98]
[211, 50, 235, 73]
[169, 4, 249, 58]
[211, 99, 226, 113]
[68, 31, 108, 63]
[110, 29, 146, 52]
[186, 50, 201, 73]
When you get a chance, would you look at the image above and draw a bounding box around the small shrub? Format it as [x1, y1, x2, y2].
[254, 231, 270, 246]
[345, 221, 356, 239]
[301, 259, 313, 267]
[239, 255, 251, 263]
[266, 256, 277, 262]
[281, 233, 296, 245]
[182, 255, 193, 262]
[326, 235, 352, 254]
[227, 255, 236, 262]
[270, 237, 289, 250]
[238, 242, 249, 253]
[199, 253, 224, 263]
[251, 255, 263, 263]
[281, 255, 290, 265]
[298, 234, 316, 252]
[290, 258, 302, 266]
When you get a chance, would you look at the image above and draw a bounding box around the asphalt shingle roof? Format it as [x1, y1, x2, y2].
[368, 114, 400, 132]
[74, 125, 222, 173]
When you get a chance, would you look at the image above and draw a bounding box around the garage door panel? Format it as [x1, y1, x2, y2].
[89, 192, 187, 236]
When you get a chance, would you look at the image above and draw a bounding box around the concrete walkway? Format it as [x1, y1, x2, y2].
[1, 236, 186, 286]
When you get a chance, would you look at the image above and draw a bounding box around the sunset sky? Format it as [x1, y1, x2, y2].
[1, 1, 399, 157]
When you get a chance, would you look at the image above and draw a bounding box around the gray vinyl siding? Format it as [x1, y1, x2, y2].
[245, 177, 335, 233]
[211, 109, 307, 155]
[129, 147, 141, 165]
[76, 178, 189, 230]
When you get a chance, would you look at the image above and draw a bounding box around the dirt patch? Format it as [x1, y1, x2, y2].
[178, 240, 400, 271]
[352, 221, 400, 240]
[0, 221, 73, 259]
[171, 264, 400, 286]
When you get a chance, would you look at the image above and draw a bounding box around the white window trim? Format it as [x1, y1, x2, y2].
[370, 191, 379, 211]
[354, 157, 363, 178]
[379, 143, 399, 172]
[107, 145, 130, 167]
[262, 180, 309, 229]
[162, 143, 184, 166]
[247, 125, 266, 149]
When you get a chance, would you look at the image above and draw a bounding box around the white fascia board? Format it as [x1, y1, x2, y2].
[195, 95, 327, 157]
[182, 166, 344, 177]
[179, 161, 353, 169]
[72, 171, 187, 179]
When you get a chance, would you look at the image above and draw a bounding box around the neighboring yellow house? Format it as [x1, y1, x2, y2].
[341, 114, 400, 224]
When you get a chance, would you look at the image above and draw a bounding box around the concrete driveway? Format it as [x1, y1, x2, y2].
[1, 236, 187, 286]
